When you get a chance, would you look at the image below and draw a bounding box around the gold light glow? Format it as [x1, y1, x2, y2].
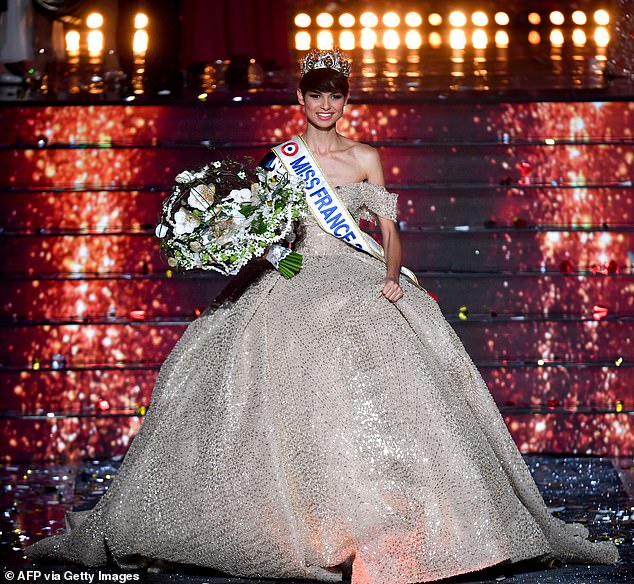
[382, 29, 400, 49]
[134, 13, 149, 29]
[528, 30, 541, 45]
[449, 11, 467, 28]
[133, 29, 149, 54]
[383, 12, 400, 27]
[428, 32, 442, 48]
[550, 29, 564, 47]
[572, 11, 587, 25]
[87, 29, 104, 53]
[316, 13, 334, 28]
[594, 10, 610, 26]
[360, 12, 379, 28]
[594, 27, 610, 47]
[405, 12, 422, 28]
[472, 12, 488, 27]
[449, 29, 466, 49]
[405, 30, 422, 49]
[428, 13, 442, 26]
[495, 30, 510, 47]
[549, 11, 565, 26]
[360, 28, 378, 49]
[294, 13, 311, 28]
[528, 12, 541, 25]
[339, 13, 355, 28]
[472, 29, 488, 49]
[86, 12, 103, 29]
[65, 30, 80, 52]
[339, 30, 355, 50]
[494, 12, 510, 26]
[295, 31, 311, 50]
[572, 29, 587, 46]
[316, 30, 334, 49]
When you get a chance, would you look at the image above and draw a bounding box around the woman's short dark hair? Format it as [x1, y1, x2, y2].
[299, 68, 349, 96]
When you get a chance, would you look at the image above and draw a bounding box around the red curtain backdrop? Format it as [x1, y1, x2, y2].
[181, 0, 290, 67]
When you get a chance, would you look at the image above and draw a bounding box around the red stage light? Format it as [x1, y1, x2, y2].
[592, 304, 609, 320]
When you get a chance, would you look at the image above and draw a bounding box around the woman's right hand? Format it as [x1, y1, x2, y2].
[381, 277, 404, 302]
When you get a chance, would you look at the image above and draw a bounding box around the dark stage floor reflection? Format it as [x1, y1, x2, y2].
[1, 455, 632, 583]
[1, 33, 633, 105]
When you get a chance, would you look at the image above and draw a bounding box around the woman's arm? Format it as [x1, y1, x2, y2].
[363, 147, 404, 303]
[377, 216, 404, 302]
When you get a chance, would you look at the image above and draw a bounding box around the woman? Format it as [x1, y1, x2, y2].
[26, 48, 619, 583]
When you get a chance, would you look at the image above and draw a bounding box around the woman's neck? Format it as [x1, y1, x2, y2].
[302, 126, 341, 155]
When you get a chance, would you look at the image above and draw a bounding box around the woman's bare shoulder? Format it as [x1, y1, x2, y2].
[352, 140, 383, 178]
[340, 137, 380, 162]
[337, 136, 383, 181]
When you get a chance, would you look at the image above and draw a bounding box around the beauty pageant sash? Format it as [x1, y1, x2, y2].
[262, 136, 420, 288]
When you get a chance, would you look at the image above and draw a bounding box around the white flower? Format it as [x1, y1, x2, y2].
[155, 223, 169, 238]
[238, 171, 246, 179]
[266, 170, 289, 191]
[228, 207, 247, 223]
[175, 170, 196, 183]
[212, 161, 222, 168]
[250, 182, 260, 196]
[187, 192, 208, 211]
[173, 207, 201, 235]
[187, 183, 215, 211]
[289, 175, 304, 189]
[225, 188, 253, 203]
[216, 231, 236, 246]
[189, 241, 202, 252]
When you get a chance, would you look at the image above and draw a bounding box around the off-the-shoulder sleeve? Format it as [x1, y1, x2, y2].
[359, 182, 399, 223]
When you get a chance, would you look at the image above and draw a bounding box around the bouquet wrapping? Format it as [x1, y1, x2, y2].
[155, 159, 307, 278]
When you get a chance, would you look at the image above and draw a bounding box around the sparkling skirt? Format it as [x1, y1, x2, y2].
[26, 188, 620, 583]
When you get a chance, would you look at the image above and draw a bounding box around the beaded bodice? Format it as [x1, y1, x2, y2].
[295, 181, 398, 257]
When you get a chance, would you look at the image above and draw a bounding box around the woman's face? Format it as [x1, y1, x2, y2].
[297, 88, 348, 129]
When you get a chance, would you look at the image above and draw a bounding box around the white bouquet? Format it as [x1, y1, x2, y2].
[155, 158, 307, 278]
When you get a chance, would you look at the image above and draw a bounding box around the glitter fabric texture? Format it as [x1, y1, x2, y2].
[26, 183, 620, 583]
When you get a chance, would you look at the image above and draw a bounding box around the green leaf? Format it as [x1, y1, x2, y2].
[240, 204, 258, 217]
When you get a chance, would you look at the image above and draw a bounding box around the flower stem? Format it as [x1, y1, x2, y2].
[277, 251, 303, 278]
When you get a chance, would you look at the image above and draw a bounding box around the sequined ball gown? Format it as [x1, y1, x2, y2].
[26, 182, 620, 583]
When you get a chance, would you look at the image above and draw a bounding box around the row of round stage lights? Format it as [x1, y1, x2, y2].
[294, 10, 611, 50]
[64, 12, 150, 56]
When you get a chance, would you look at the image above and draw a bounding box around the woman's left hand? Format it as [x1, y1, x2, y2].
[381, 277, 403, 303]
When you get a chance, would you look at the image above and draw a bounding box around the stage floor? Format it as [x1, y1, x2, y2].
[1, 455, 632, 583]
